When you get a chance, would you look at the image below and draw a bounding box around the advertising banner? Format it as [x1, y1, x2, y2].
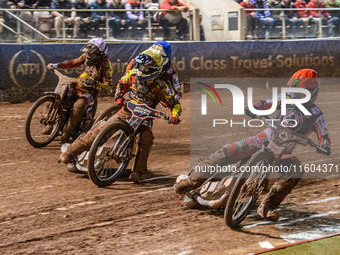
[0, 40, 339, 94]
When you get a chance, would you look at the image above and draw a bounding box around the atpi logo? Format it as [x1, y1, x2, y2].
[199, 83, 312, 116]
[9, 50, 47, 89]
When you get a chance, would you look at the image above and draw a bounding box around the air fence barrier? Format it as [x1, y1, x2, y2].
[0, 40, 340, 102]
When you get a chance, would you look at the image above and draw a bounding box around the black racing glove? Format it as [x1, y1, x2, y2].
[317, 144, 331, 156]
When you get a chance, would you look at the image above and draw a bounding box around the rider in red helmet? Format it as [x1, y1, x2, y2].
[287, 68, 320, 103]
[175, 69, 331, 221]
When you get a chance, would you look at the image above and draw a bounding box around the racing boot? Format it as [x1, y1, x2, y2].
[42, 124, 53, 135]
[129, 170, 143, 183]
[60, 130, 72, 144]
[59, 129, 96, 164]
[173, 173, 195, 194]
[61, 98, 87, 144]
[130, 127, 154, 183]
[257, 203, 280, 222]
[257, 176, 300, 221]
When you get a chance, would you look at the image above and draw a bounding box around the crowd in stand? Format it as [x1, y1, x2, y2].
[0, 0, 191, 40]
[237, 0, 340, 39]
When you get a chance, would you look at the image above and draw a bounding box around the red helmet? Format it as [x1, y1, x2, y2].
[287, 69, 320, 104]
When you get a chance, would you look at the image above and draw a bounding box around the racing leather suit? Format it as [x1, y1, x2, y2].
[57, 53, 113, 140]
[188, 95, 331, 215]
[63, 69, 181, 175]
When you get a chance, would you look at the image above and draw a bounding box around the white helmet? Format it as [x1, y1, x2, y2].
[81, 38, 108, 65]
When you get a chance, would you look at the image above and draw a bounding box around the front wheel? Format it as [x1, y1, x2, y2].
[224, 151, 274, 228]
[25, 95, 62, 148]
[93, 104, 122, 124]
[87, 121, 134, 187]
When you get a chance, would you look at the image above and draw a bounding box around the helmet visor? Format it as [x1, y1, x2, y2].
[137, 63, 157, 75]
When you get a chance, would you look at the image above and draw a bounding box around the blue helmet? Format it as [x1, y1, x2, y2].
[154, 41, 172, 59]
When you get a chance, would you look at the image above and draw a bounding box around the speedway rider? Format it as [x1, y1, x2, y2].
[174, 69, 331, 221]
[46, 38, 113, 144]
[125, 41, 182, 101]
[59, 48, 182, 182]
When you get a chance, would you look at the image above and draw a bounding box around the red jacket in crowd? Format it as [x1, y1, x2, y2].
[294, 0, 309, 18]
[160, 0, 189, 15]
[240, 1, 256, 15]
[307, 0, 331, 18]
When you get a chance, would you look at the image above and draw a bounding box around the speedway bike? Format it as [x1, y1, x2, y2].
[87, 101, 172, 187]
[180, 119, 330, 228]
[25, 68, 97, 148]
[224, 119, 329, 228]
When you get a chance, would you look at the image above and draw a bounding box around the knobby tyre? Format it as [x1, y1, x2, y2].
[87, 121, 133, 186]
[224, 151, 274, 228]
[25, 95, 61, 148]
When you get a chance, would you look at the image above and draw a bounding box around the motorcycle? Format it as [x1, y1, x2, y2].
[85, 101, 173, 187]
[25, 68, 97, 148]
[179, 118, 330, 228]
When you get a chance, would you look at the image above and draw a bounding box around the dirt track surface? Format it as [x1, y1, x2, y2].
[1, 92, 340, 255]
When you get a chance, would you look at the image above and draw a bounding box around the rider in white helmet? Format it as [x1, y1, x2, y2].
[46, 38, 113, 144]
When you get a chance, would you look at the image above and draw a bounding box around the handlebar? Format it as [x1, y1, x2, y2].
[246, 111, 330, 156]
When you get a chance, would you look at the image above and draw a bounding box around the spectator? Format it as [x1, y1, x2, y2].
[0, 0, 13, 40]
[294, 0, 311, 37]
[308, 0, 338, 37]
[90, 0, 108, 37]
[144, 0, 160, 22]
[252, 0, 274, 39]
[33, 0, 53, 33]
[125, 0, 147, 40]
[323, 0, 340, 36]
[269, 0, 302, 39]
[282, 0, 302, 38]
[15, 0, 35, 37]
[200, 14, 205, 41]
[108, 0, 128, 39]
[268, 0, 284, 37]
[51, 0, 80, 38]
[74, 0, 93, 38]
[240, 0, 258, 40]
[160, 0, 189, 40]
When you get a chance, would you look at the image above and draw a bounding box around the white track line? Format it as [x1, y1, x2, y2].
[275, 211, 339, 227]
[141, 175, 176, 182]
[305, 196, 340, 205]
[0, 115, 23, 118]
[0, 160, 29, 167]
[0, 137, 23, 142]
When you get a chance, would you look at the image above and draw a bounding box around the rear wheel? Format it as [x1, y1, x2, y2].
[224, 151, 274, 228]
[87, 121, 133, 187]
[25, 95, 62, 148]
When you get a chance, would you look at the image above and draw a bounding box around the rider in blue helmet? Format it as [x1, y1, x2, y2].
[154, 40, 172, 59]
[125, 41, 182, 100]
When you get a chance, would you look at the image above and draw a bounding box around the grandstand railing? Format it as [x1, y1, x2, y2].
[242, 8, 340, 40]
[0, 8, 200, 43]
